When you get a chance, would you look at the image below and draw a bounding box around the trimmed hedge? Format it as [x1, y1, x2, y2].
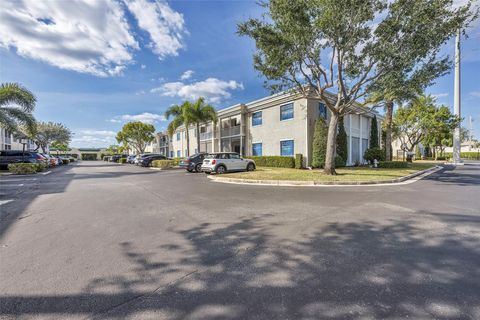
[172, 158, 184, 166]
[81, 153, 97, 161]
[8, 163, 37, 174]
[249, 156, 295, 168]
[119, 158, 127, 164]
[364, 147, 385, 164]
[444, 152, 479, 160]
[152, 160, 175, 169]
[35, 163, 48, 172]
[295, 154, 303, 169]
[378, 161, 408, 168]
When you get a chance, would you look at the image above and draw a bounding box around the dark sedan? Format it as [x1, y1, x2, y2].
[179, 153, 208, 172]
[139, 154, 168, 167]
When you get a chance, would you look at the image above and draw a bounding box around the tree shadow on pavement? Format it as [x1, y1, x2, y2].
[1, 215, 479, 319]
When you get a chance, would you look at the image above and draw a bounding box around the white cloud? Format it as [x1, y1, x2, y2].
[141, 64, 146, 69]
[71, 130, 117, 148]
[151, 78, 244, 103]
[111, 112, 166, 124]
[432, 93, 449, 99]
[180, 70, 194, 80]
[0, 0, 187, 76]
[125, 0, 186, 59]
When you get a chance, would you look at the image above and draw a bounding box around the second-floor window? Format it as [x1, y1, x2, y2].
[176, 132, 180, 141]
[280, 103, 294, 121]
[319, 103, 327, 119]
[252, 111, 262, 126]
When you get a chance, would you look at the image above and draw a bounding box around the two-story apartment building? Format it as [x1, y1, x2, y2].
[0, 127, 36, 151]
[168, 90, 381, 167]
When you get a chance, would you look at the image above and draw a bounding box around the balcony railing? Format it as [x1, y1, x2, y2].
[200, 131, 213, 141]
[220, 125, 240, 137]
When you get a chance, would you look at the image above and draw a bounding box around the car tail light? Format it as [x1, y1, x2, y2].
[185, 159, 190, 163]
[36, 154, 44, 160]
[211, 159, 216, 165]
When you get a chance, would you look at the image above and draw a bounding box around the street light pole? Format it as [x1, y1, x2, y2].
[453, 29, 463, 165]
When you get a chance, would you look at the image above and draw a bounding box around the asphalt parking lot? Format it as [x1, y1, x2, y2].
[1, 161, 479, 319]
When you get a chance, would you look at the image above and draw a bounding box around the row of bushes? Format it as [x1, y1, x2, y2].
[8, 163, 48, 175]
[152, 160, 176, 169]
[444, 152, 480, 160]
[249, 156, 295, 168]
[377, 161, 409, 168]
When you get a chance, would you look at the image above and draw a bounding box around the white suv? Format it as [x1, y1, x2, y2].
[201, 152, 256, 174]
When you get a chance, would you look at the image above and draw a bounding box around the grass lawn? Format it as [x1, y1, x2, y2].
[226, 162, 437, 182]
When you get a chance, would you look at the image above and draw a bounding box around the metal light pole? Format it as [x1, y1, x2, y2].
[452, 29, 463, 165]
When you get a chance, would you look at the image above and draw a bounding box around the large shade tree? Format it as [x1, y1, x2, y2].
[188, 97, 217, 153]
[116, 122, 155, 154]
[392, 95, 460, 153]
[238, 0, 476, 174]
[0, 83, 36, 132]
[25, 121, 72, 153]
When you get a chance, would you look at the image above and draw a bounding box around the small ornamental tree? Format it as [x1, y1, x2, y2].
[312, 117, 328, 168]
[336, 117, 348, 166]
[370, 115, 379, 149]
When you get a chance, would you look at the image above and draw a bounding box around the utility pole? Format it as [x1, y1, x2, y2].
[452, 29, 463, 165]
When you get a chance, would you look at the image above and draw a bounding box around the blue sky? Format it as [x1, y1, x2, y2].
[0, 0, 479, 148]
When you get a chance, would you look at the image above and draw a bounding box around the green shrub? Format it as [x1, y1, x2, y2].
[336, 117, 348, 166]
[152, 160, 175, 169]
[335, 155, 346, 168]
[172, 158, 184, 166]
[364, 147, 385, 164]
[370, 115, 379, 149]
[312, 118, 328, 168]
[295, 153, 303, 169]
[444, 152, 480, 160]
[378, 161, 408, 168]
[435, 156, 447, 161]
[249, 156, 295, 168]
[34, 163, 48, 172]
[8, 163, 37, 174]
[119, 158, 127, 164]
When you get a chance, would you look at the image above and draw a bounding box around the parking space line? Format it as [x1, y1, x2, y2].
[0, 178, 37, 182]
[0, 199, 13, 206]
[1, 184, 24, 187]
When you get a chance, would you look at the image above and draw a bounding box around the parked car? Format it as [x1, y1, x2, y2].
[0, 150, 47, 169]
[179, 153, 209, 172]
[201, 152, 255, 174]
[139, 154, 168, 167]
[126, 155, 136, 164]
[135, 153, 160, 165]
[109, 154, 127, 163]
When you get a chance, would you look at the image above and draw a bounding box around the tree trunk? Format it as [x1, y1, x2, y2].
[385, 100, 394, 161]
[41, 144, 47, 154]
[186, 128, 190, 157]
[324, 112, 339, 175]
[433, 147, 436, 160]
[196, 123, 201, 153]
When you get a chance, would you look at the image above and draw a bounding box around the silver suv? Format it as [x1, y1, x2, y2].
[201, 152, 256, 174]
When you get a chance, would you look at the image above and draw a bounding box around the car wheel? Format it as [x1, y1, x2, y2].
[247, 162, 255, 171]
[216, 165, 226, 174]
[195, 163, 202, 172]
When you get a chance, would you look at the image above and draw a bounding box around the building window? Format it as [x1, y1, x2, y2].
[177, 150, 181, 157]
[252, 143, 262, 156]
[280, 140, 294, 156]
[176, 132, 180, 141]
[185, 149, 187, 157]
[194, 148, 198, 154]
[318, 102, 327, 119]
[252, 111, 262, 126]
[280, 103, 294, 121]
[170, 151, 174, 158]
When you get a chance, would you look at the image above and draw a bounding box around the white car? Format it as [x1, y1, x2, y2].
[201, 152, 256, 174]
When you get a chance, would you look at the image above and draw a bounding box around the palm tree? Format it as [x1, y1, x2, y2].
[189, 97, 217, 153]
[165, 101, 194, 157]
[0, 83, 36, 132]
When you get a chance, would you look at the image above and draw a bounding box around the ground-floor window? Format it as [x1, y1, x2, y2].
[252, 143, 262, 156]
[177, 150, 181, 157]
[280, 140, 294, 156]
[362, 138, 369, 161]
[170, 151, 174, 158]
[352, 137, 360, 164]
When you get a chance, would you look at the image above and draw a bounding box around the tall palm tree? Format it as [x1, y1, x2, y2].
[165, 101, 194, 157]
[0, 83, 36, 132]
[189, 97, 217, 153]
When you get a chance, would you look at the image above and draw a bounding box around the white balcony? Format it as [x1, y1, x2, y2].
[200, 131, 213, 141]
[220, 125, 240, 137]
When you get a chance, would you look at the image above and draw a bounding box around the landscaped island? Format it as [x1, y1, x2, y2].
[226, 163, 436, 183]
